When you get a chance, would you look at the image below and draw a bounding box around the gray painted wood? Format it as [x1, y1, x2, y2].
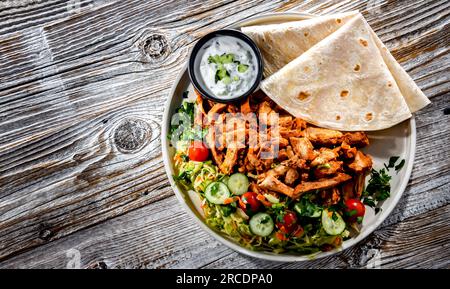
[0, 0, 448, 268]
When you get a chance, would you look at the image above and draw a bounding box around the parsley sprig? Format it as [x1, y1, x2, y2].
[362, 156, 405, 214]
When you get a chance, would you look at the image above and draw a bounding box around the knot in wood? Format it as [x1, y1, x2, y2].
[141, 33, 169, 60]
[38, 228, 54, 241]
[95, 261, 108, 269]
[114, 118, 151, 153]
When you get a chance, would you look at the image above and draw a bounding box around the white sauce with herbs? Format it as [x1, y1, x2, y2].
[198, 36, 258, 100]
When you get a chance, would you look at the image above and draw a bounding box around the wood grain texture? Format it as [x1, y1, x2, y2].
[0, 198, 448, 269]
[0, 0, 449, 268]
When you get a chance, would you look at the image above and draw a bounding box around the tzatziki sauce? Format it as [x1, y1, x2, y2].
[198, 36, 258, 100]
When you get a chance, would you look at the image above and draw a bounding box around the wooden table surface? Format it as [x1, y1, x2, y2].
[0, 0, 448, 269]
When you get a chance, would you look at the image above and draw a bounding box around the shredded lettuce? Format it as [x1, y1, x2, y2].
[175, 159, 222, 193]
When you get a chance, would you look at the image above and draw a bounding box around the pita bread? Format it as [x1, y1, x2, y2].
[260, 13, 414, 131]
[242, 11, 359, 77]
[369, 28, 430, 112]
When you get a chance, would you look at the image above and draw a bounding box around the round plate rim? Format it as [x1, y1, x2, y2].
[161, 11, 416, 262]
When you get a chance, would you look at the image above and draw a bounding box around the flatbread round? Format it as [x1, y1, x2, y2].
[242, 11, 359, 77]
[260, 14, 413, 131]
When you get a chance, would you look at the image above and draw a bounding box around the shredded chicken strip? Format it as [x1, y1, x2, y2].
[293, 173, 352, 198]
[194, 93, 206, 126]
[278, 115, 293, 128]
[280, 128, 304, 138]
[343, 132, 369, 147]
[265, 165, 289, 178]
[259, 175, 295, 198]
[285, 168, 299, 185]
[240, 97, 252, 114]
[341, 180, 355, 200]
[347, 151, 373, 174]
[207, 103, 227, 124]
[313, 161, 343, 179]
[290, 137, 316, 161]
[310, 147, 340, 167]
[293, 118, 307, 130]
[246, 148, 261, 170]
[354, 174, 366, 198]
[206, 127, 223, 166]
[305, 127, 344, 146]
[341, 141, 357, 159]
[219, 147, 239, 174]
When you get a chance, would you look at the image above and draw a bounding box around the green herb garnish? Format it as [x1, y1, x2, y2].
[294, 194, 322, 218]
[395, 159, 405, 172]
[237, 64, 249, 73]
[346, 209, 358, 217]
[180, 154, 189, 162]
[168, 99, 195, 141]
[210, 183, 219, 195]
[270, 203, 287, 223]
[331, 211, 339, 221]
[208, 53, 249, 83]
[318, 163, 332, 169]
[261, 215, 271, 224]
[221, 205, 236, 217]
[362, 156, 405, 214]
[385, 156, 400, 169]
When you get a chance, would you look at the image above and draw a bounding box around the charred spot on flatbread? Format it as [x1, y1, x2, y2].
[297, 91, 311, 100]
[359, 38, 368, 47]
[340, 90, 349, 98]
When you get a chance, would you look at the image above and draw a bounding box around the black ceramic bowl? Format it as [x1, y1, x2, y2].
[188, 29, 263, 103]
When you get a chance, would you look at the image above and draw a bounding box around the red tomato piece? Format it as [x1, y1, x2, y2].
[239, 192, 261, 215]
[344, 198, 366, 223]
[188, 141, 209, 162]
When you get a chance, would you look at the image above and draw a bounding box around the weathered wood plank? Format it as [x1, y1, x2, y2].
[0, 0, 301, 261]
[0, 0, 114, 36]
[0, 0, 448, 268]
[0, 198, 447, 269]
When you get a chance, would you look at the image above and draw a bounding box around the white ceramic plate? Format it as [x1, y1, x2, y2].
[161, 12, 416, 262]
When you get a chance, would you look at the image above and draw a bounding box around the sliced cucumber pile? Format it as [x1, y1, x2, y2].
[249, 213, 274, 237]
[227, 173, 249, 195]
[205, 182, 230, 205]
[321, 209, 346, 235]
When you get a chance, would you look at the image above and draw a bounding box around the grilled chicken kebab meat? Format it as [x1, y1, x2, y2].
[196, 91, 373, 205]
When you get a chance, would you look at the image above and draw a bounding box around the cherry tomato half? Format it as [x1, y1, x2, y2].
[276, 211, 298, 234]
[188, 141, 209, 162]
[239, 192, 261, 215]
[344, 198, 366, 222]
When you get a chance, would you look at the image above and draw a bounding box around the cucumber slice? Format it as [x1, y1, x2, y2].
[220, 175, 230, 186]
[321, 209, 346, 235]
[227, 173, 249, 196]
[205, 182, 230, 205]
[263, 193, 280, 204]
[249, 213, 274, 237]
